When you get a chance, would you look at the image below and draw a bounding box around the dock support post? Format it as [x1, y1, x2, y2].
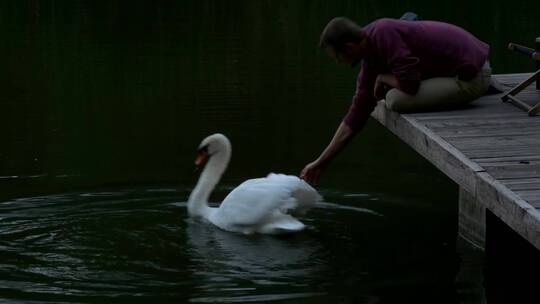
[458, 188, 485, 249]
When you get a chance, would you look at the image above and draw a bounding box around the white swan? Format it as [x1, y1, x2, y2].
[187, 133, 321, 234]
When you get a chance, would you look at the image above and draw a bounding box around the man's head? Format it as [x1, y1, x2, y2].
[319, 17, 368, 67]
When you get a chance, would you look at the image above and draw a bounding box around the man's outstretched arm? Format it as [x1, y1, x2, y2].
[300, 122, 357, 185]
[301, 61, 377, 185]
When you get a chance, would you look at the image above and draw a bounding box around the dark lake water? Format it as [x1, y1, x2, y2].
[1, 1, 538, 303]
[1, 186, 467, 303]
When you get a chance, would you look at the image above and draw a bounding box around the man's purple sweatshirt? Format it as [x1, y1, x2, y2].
[343, 18, 489, 131]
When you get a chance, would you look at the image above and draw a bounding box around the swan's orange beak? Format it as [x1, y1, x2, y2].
[195, 150, 209, 166]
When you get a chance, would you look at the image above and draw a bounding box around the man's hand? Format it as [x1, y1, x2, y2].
[299, 122, 355, 186]
[374, 74, 399, 100]
[374, 75, 390, 100]
[300, 160, 326, 185]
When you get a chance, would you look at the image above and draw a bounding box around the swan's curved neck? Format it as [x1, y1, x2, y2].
[188, 148, 231, 219]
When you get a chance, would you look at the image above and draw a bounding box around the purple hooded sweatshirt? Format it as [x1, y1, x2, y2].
[343, 18, 489, 131]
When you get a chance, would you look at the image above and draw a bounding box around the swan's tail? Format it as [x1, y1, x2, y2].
[266, 173, 322, 215]
[258, 212, 306, 234]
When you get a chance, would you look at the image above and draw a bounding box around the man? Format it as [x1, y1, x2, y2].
[300, 17, 491, 185]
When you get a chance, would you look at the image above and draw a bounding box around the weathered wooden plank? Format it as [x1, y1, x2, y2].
[422, 118, 538, 128]
[464, 148, 540, 159]
[414, 110, 533, 122]
[495, 73, 534, 81]
[500, 177, 540, 184]
[501, 182, 540, 191]
[451, 146, 540, 157]
[426, 117, 540, 129]
[501, 179, 540, 191]
[451, 139, 540, 158]
[447, 134, 540, 153]
[418, 95, 539, 111]
[372, 101, 484, 195]
[450, 150, 540, 161]
[473, 155, 540, 163]
[415, 102, 539, 116]
[493, 73, 536, 88]
[475, 155, 540, 165]
[436, 126, 540, 139]
[482, 163, 540, 179]
[412, 93, 540, 121]
[496, 72, 533, 77]
[412, 100, 520, 114]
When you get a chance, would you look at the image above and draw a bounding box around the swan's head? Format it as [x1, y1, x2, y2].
[195, 133, 232, 166]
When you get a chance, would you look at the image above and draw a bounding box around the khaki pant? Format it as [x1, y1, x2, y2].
[384, 61, 492, 112]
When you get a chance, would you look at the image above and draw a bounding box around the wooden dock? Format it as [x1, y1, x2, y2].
[372, 73, 540, 251]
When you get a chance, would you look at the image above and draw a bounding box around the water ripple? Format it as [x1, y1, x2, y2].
[0, 186, 383, 303]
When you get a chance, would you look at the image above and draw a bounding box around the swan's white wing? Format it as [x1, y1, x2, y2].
[212, 173, 321, 229]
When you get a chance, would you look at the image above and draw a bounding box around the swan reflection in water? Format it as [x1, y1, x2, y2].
[181, 189, 383, 303]
[185, 219, 326, 283]
[182, 193, 381, 285]
[184, 214, 384, 303]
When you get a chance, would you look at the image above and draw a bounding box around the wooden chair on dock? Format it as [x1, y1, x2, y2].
[501, 40, 540, 116]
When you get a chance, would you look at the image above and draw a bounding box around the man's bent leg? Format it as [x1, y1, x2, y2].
[385, 65, 491, 113]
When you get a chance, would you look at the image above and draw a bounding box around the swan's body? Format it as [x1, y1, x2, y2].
[187, 134, 321, 234]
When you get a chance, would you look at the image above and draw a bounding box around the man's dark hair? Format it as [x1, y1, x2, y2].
[319, 17, 365, 52]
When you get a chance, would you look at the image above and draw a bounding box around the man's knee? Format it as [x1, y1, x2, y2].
[384, 88, 413, 112]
